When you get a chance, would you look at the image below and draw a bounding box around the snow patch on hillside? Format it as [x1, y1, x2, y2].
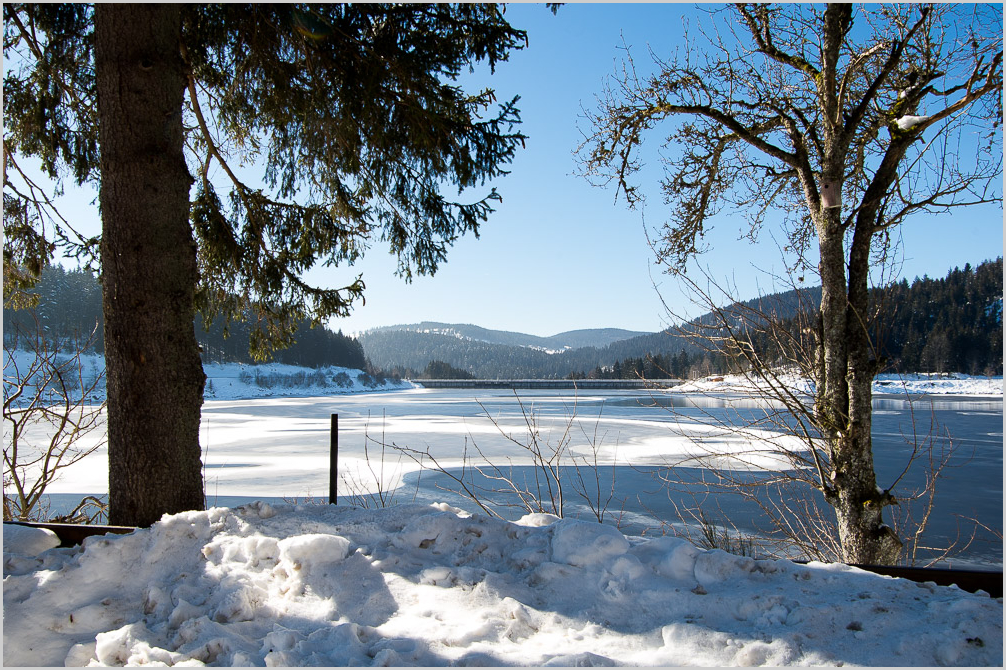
[526, 344, 573, 355]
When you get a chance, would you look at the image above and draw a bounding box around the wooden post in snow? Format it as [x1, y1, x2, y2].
[329, 413, 338, 504]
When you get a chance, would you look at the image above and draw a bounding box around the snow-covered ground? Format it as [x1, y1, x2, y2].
[871, 372, 1004, 396]
[3, 350, 417, 404]
[4, 355, 1002, 666]
[202, 361, 418, 400]
[4, 502, 1002, 667]
[673, 371, 1004, 397]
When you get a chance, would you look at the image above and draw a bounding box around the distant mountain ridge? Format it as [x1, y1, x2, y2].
[363, 322, 649, 353]
[358, 322, 693, 378]
[356, 290, 821, 378]
[355, 258, 1003, 379]
[11, 261, 997, 380]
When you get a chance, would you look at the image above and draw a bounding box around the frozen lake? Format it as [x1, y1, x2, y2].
[46, 387, 1002, 567]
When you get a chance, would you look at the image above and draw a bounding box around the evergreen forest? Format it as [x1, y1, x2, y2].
[3, 265, 366, 370]
[580, 258, 1003, 380]
[877, 260, 1003, 374]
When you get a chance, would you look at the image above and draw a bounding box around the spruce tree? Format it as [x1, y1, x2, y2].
[5, 3, 527, 526]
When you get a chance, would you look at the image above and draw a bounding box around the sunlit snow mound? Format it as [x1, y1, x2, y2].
[4, 503, 1002, 666]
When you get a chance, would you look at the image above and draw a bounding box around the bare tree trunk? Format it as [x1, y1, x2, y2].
[95, 4, 205, 527]
[817, 218, 902, 564]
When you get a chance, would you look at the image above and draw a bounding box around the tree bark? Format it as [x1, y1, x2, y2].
[95, 4, 205, 527]
[802, 6, 904, 565]
[814, 208, 901, 565]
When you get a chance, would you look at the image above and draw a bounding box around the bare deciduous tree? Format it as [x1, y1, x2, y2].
[579, 3, 1002, 564]
[642, 268, 982, 565]
[3, 311, 106, 523]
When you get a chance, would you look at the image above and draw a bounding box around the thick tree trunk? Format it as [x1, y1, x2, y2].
[815, 215, 901, 565]
[95, 4, 205, 527]
[809, 12, 904, 563]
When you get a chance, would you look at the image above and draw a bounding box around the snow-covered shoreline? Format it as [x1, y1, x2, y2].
[3, 351, 418, 405]
[4, 502, 1002, 666]
[202, 360, 419, 400]
[672, 371, 1004, 398]
[6, 349, 1002, 405]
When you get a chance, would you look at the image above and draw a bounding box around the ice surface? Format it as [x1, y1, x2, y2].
[5, 358, 1000, 665]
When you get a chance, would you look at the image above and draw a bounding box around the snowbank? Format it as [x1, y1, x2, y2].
[675, 371, 1003, 398]
[3, 503, 1001, 667]
[872, 372, 1004, 397]
[3, 350, 417, 404]
[202, 361, 418, 400]
[2, 524, 60, 557]
[673, 371, 815, 396]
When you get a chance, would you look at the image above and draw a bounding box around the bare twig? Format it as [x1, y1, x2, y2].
[3, 309, 106, 522]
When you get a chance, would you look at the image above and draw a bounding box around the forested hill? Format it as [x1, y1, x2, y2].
[879, 258, 1002, 374]
[6, 259, 1001, 378]
[356, 296, 817, 378]
[362, 323, 649, 352]
[3, 265, 367, 370]
[360, 258, 1003, 379]
[585, 258, 1003, 380]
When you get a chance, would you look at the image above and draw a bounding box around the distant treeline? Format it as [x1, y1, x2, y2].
[578, 258, 1003, 380]
[3, 265, 367, 370]
[3, 265, 105, 350]
[419, 360, 476, 379]
[879, 259, 1002, 374]
[568, 350, 719, 381]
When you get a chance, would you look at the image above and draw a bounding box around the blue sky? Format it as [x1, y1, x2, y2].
[31, 3, 1005, 338]
[323, 2, 1003, 337]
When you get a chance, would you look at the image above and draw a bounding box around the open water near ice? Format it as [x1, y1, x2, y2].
[43, 388, 1002, 568]
[387, 390, 1003, 568]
